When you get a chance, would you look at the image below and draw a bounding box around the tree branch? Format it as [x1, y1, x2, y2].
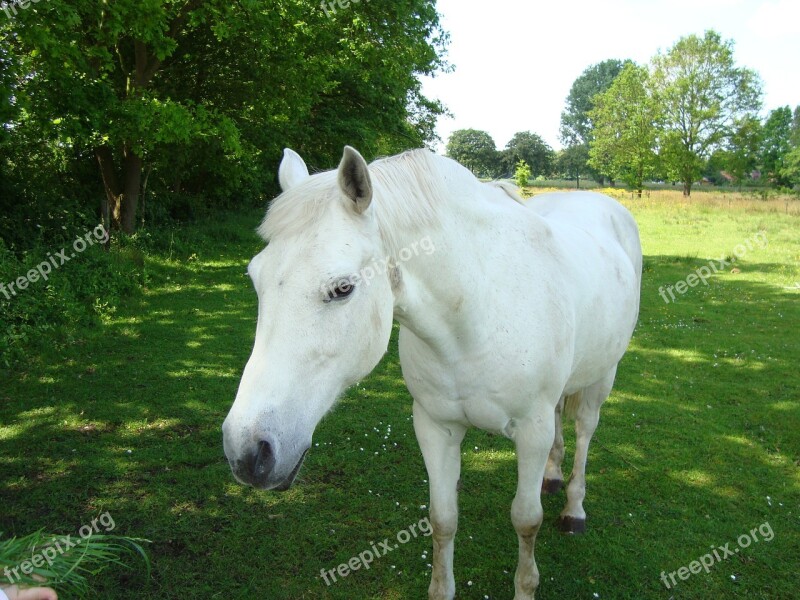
[134, 0, 204, 89]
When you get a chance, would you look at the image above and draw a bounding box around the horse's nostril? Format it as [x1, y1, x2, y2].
[254, 439, 276, 477]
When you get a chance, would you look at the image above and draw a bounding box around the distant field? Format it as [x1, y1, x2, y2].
[1, 191, 798, 599]
[525, 184, 800, 216]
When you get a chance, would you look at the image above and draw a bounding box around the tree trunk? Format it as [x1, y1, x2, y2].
[95, 145, 143, 234]
[121, 148, 143, 234]
[636, 166, 643, 198]
[91, 5, 200, 234]
[96, 146, 122, 238]
[683, 180, 692, 197]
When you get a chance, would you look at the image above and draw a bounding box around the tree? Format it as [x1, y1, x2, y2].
[700, 117, 762, 188]
[514, 160, 531, 189]
[6, 1, 251, 234]
[588, 63, 660, 197]
[560, 59, 629, 146]
[502, 131, 553, 178]
[559, 59, 628, 185]
[760, 106, 793, 188]
[780, 147, 800, 188]
[293, 0, 450, 163]
[704, 150, 730, 185]
[446, 129, 500, 177]
[721, 116, 763, 185]
[651, 30, 762, 196]
[781, 106, 800, 188]
[704, 117, 762, 188]
[0, 43, 13, 141]
[791, 106, 800, 147]
[0, 39, 18, 204]
[2, 0, 449, 235]
[555, 144, 589, 188]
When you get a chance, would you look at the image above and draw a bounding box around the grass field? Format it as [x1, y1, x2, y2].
[1, 190, 798, 599]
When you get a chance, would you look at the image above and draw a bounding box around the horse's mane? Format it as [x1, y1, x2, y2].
[257, 149, 473, 257]
[488, 180, 525, 204]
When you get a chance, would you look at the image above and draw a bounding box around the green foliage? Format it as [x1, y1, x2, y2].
[514, 160, 531, 188]
[559, 59, 629, 184]
[0, 234, 145, 367]
[446, 130, 553, 180]
[502, 132, 554, 178]
[446, 129, 500, 177]
[559, 59, 629, 147]
[588, 63, 660, 195]
[777, 105, 800, 189]
[1, 0, 449, 236]
[791, 106, 800, 147]
[781, 146, 800, 188]
[760, 106, 793, 188]
[718, 115, 763, 184]
[555, 144, 590, 187]
[651, 30, 762, 195]
[1, 203, 798, 599]
[0, 531, 150, 598]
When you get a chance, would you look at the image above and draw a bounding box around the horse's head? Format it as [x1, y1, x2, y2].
[222, 146, 396, 490]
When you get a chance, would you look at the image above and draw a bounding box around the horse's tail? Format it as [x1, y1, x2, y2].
[563, 390, 583, 421]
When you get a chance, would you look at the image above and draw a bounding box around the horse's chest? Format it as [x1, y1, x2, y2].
[405, 349, 562, 432]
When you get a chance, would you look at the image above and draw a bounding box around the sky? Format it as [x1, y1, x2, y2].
[420, 0, 800, 152]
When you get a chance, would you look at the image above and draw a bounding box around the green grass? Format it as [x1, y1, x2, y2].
[2, 197, 798, 599]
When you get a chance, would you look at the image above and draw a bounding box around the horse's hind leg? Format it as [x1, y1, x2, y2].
[542, 396, 565, 494]
[558, 366, 617, 534]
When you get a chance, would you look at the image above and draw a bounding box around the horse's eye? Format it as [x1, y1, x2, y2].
[324, 279, 356, 303]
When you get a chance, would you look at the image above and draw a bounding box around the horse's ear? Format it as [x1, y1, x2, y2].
[337, 146, 372, 214]
[279, 148, 309, 192]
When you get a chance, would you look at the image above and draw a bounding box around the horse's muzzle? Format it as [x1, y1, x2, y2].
[228, 441, 309, 491]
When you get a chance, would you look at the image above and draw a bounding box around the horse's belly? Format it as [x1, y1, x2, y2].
[400, 328, 569, 433]
[564, 267, 640, 392]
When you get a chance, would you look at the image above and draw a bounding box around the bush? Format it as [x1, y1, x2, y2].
[514, 160, 531, 188]
[0, 232, 146, 367]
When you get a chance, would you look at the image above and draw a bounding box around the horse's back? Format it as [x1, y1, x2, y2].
[526, 191, 642, 275]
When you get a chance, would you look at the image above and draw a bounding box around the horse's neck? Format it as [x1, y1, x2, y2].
[389, 187, 511, 354]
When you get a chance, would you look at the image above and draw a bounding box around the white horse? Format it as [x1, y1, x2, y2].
[222, 146, 642, 600]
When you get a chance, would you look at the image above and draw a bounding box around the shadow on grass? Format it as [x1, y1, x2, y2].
[1, 246, 798, 599]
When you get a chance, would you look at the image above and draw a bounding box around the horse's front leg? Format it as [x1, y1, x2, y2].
[511, 407, 556, 600]
[413, 400, 466, 600]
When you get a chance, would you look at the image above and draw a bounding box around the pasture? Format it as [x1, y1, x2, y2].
[1, 190, 798, 599]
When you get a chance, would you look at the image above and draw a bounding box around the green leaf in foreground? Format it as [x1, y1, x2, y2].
[0, 532, 150, 597]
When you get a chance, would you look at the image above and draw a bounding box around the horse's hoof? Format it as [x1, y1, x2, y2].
[557, 515, 586, 534]
[541, 478, 563, 494]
